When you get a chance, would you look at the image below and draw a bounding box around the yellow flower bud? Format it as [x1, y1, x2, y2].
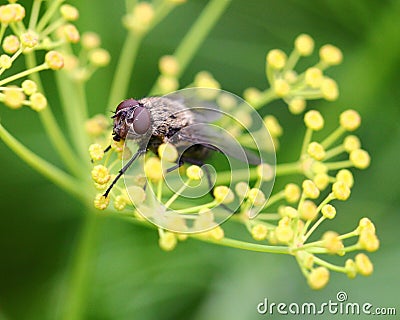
[304, 110, 324, 131]
[89, 144, 104, 161]
[213, 186, 234, 204]
[284, 183, 300, 203]
[313, 173, 329, 190]
[89, 48, 111, 67]
[9, 4, 25, 22]
[144, 157, 163, 182]
[81, 32, 101, 49]
[158, 143, 178, 163]
[319, 44, 343, 66]
[343, 135, 361, 152]
[29, 92, 47, 112]
[243, 87, 262, 105]
[124, 2, 155, 33]
[159, 231, 177, 251]
[345, 259, 357, 278]
[358, 217, 376, 234]
[256, 163, 274, 181]
[21, 80, 37, 95]
[321, 77, 339, 101]
[94, 193, 109, 210]
[159, 55, 180, 77]
[307, 142, 325, 160]
[311, 161, 328, 174]
[332, 181, 351, 201]
[114, 195, 127, 211]
[302, 179, 320, 199]
[350, 149, 370, 169]
[4, 86, 25, 109]
[20, 31, 39, 48]
[209, 226, 224, 240]
[305, 67, 323, 88]
[294, 34, 314, 56]
[194, 72, 220, 98]
[266, 49, 287, 69]
[85, 114, 109, 136]
[299, 200, 318, 221]
[235, 182, 249, 198]
[45, 51, 64, 70]
[355, 253, 373, 276]
[2, 35, 20, 54]
[340, 109, 361, 131]
[321, 204, 336, 219]
[186, 165, 203, 181]
[275, 225, 293, 243]
[308, 267, 330, 290]
[288, 97, 306, 115]
[263, 115, 282, 137]
[273, 79, 290, 97]
[322, 231, 344, 254]
[158, 75, 179, 94]
[251, 224, 268, 241]
[247, 188, 266, 206]
[0, 54, 11, 69]
[91, 165, 111, 185]
[61, 24, 80, 43]
[282, 206, 298, 218]
[0, 4, 16, 23]
[358, 230, 379, 252]
[126, 185, 146, 205]
[60, 4, 79, 21]
[336, 169, 354, 188]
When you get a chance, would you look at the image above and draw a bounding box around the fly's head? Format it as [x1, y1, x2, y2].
[112, 98, 152, 142]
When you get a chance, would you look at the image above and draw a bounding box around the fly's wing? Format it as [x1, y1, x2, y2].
[171, 122, 261, 165]
[164, 90, 221, 123]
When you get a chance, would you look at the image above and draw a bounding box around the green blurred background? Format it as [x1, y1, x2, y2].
[1, 0, 400, 319]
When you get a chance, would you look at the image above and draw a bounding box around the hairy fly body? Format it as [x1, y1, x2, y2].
[103, 95, 260, 198]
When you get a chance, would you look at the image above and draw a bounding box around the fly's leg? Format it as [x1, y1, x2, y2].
[103, 149, 145, 198]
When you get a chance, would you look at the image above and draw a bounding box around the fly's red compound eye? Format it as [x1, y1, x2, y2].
[132, 106, 151, 134]
[116, 98, 139, 112]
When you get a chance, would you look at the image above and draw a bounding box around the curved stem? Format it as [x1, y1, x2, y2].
[106, 32, 143, 111]
[60, 211, 98, 320]
[0, 123, 84, 201]
[25, 53, 82, 177]
[193, 235, 290, 254]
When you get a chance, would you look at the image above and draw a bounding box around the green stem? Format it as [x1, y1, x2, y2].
[193, 235, 290, 254]
[325, 160, 353, 171]
[165, 180, 189, 207]
[60, 211, 98, 320]
[313, 255, 346, 273]
[25, 53, 83, 177]
[215, 161, 301, 185]
[29, 0, 43, 30]
[324, 144, 345, 160]
[253, 88, 277, 109]
[149, 0, 231, 95]
[300, 127, 313, 157]
[106, 32, 143, 111]
[36, 0, 65, 33]
[303, 216, 326, 241]
[276, 161, 302, 175]
[54, 71, 90, 165]
[321, 126, 346, 149]
[284, 50, 300, 73]
[0, 123, 83, 200]
[0, 64, 48, 86]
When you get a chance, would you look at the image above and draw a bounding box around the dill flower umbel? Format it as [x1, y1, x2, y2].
[0, 0, 378, 292]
